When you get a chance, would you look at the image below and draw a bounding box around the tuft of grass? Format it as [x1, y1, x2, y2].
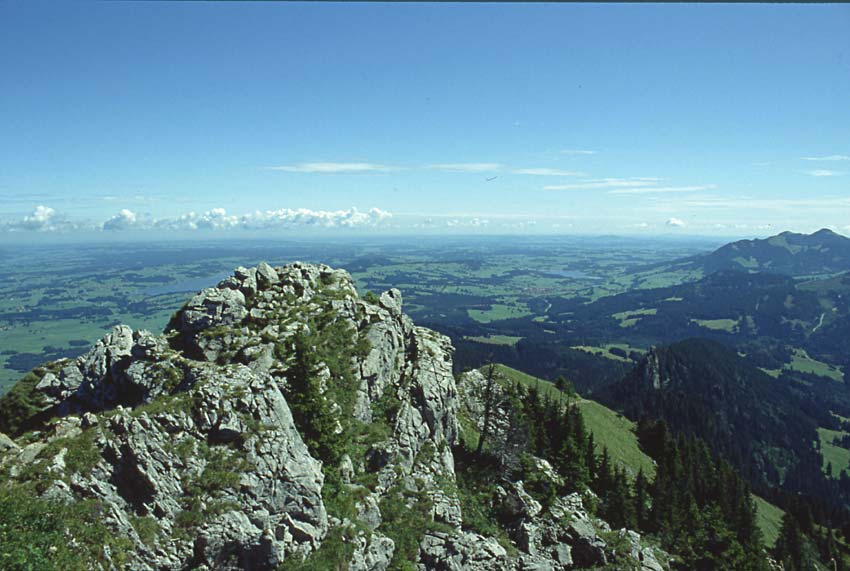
[129, 514, 160, 546]
[61, 429, 101, 474]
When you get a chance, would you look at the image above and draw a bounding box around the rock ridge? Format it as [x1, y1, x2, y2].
[0, 262, 667, 571]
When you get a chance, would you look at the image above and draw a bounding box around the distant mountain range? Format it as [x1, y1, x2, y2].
[471, 229, 850, 389]
[636, 228, 850, 278]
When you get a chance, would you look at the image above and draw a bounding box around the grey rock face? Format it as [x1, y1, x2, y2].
[548, 493, 607, 567]
[256, 262, 279, 288]
[615, 529, 666, 571]
[379, 288, 403, 316]
[350, 532, 395, 571]
[419, 531, 512, 571]
[45, 364, 327, 570]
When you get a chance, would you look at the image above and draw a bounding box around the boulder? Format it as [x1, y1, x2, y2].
[419, 531, 512, 571]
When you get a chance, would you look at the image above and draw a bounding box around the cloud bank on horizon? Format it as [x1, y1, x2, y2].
[3, 147, 849, 237]
[2, 205, 393, 234]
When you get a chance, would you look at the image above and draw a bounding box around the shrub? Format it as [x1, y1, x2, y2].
[0, 482, 133, 570]
[278, 526, 356, 571]
[0, 372, 48, 436]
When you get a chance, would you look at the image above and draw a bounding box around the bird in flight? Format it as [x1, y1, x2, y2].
[485, 176, 498, 182]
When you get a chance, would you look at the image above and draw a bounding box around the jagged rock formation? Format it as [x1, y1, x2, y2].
[0, 262, 667, 570]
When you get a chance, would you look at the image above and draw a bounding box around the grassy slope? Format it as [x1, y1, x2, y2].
[752, 495, 785, 548]
[489, 363, 783, 548]
[818, 427, 850, 476]
[494, 365, 655, 477]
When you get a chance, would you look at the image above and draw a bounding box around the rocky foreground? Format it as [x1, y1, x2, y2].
[0, 262, 666, 570]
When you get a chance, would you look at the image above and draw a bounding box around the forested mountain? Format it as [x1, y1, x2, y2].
[595, 339, 824, 488]
[546, 269, 850, 366]
[634, 228, 850, 278]
[596, 338, 850, 569]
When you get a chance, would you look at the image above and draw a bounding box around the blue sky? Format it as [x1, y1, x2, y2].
[1, 2, 848, 238]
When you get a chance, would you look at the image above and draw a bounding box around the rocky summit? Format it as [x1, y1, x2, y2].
[0, 262, 666, 571]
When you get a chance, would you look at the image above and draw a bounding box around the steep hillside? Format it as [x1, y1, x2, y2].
[489, 364, 786, 547]
[0, 262, 675, 571]
[465, 364, 656, 478]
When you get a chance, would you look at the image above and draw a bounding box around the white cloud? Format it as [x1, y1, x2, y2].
[802, 155, 850, 162]
[267, 162, 398, 174]
[501, 219, 538, 229]
[102, 209, 138, 231]
[666, 217, 686, 228]
[805, 169, 843, 177]
[147, 207, 392, 231]
[510, 168, 585, 176]
[609, 185, 716, 195]
[544, 177, 660, 191]
[560, 149, 597, 155]
[446, 217, 490, 227]
[155, 208, 241, 231]
[241, 207, 392, 229]
[21, 205, 57, 230]
[3, 205, 80, 232]
[428, 163, 502, 173]
[3, 206, 393, 233]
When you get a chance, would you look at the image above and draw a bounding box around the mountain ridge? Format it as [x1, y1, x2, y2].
[631, 228, 850, 280]
[0, 262, 675, 571]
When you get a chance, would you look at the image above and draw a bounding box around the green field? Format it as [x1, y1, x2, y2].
[612, 308, 657, 328]
[786, 348, 844, 382]
[570, 343, 643, 364]
[0, 238, 715, 394]
[818, 427, 850, 476]
[468, 303, 533, 323]
[464, 335, 523, 346]
[690, 317, 740, 333]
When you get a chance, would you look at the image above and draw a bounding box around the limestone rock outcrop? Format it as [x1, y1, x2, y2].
[0, 262, 669, 571]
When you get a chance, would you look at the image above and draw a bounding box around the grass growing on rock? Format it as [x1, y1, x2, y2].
[0, 481, 134, 571]
[277, 526, 358, 571]
[378, 482, 453, 571]
[129, 514, 160, 547]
